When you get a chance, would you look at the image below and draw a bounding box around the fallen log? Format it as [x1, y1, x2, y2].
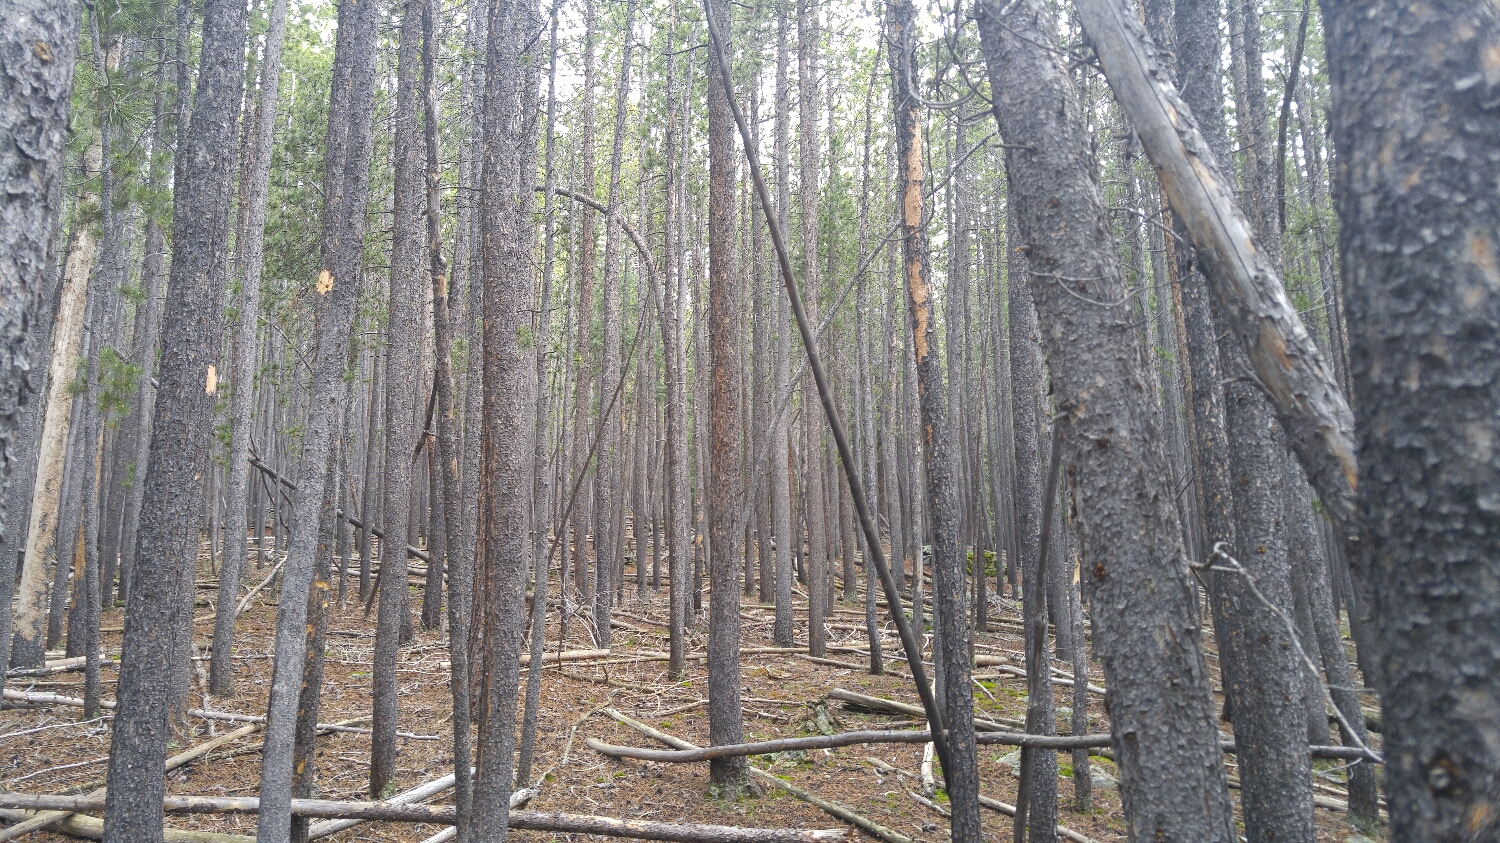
[306, 777, 534, 840]
[588, 727, 1115, 762]
[0, 809, 252, 843]
[826, 688, 1025, 730]
[0, 794, 845, 843]
[0, 723, 263, 842]
[605, 709, 910, 843]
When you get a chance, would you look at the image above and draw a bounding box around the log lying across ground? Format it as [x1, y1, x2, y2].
[0, 795, 844, 843]
[0, 723, 263, 842]
[588, 727, 1115, 762]
[604, 708, 913, 843]
[0, 808, 252, 843]
[826, 687, 1025, 730]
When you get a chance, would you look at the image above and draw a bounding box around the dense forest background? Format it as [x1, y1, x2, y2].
[0, 0, 1493, 841]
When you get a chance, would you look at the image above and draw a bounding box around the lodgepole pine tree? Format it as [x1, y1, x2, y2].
[975, 0, 1236, 839]
[103, 0, 249, 836]
[885, 0, 981, 838]
[1323, 2, 1500, 839]
[254, 0, 379, 834]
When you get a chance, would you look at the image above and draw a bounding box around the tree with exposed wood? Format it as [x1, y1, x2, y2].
[885, 1, 981, 838]
[253, 0, 379, 835]
[975, 1, 1237, 839]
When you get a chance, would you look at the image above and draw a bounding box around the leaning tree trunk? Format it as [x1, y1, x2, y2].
[1323, 3, 1500, 840]
[210, 0, 287, 697]
[886, 1, 981, 838]
[975, 1, 1236, 839]
[102, 0, 249, 837]
[254, 0, 378, 836]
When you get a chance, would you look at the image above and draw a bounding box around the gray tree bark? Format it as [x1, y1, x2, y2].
[370, 0, 426, 800]
[769, 0, 795, 650]
[593, 0, 638, 649]
[704, 0, 749, 793]
[210, 0, 286, 697]
[976, 1, 1236, 839]
[1323, 2, 1500, 839]
[470, 0, 542, 838]
[102, 0, 249, 836]
[253, 0, 378, 834]
[0, 0, 81, 558]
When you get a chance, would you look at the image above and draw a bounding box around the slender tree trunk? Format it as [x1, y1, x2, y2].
[704, 0, 748, 792]
[796, 0, 827, 659]
[663, 13, 693, 677]
[370, 0, 425, 799]
[253, 0, 378, 834]
[470, 0, 543, 835]
[1324, 3, 1500, 839]
[426, 2, 472, 837]
[211, 0, 286, 697]
[886, 3, 980, 838]
[516, 0, 562, 798]
[769, 0, 795, 650]
[569, 0, 599, 616]
[102, 0, 249, 836]
[593, 0, 638, 649]
[975, 2, 1236, 839]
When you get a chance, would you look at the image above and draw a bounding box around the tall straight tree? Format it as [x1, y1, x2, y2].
[975, 0, 1236, 839]
[796, 0, 828, 658]
[568, 0, 599, 613]
[102, 0, 249, 837]
[371, 0, 426, 800]
[885, 1, 981, 838]
[1323, 3, 1500, 839]
[254, 0, 380, 835]
[470, 0, 542, 835]
[769, 0, 795, 649]
[210, 0, 288, 697]
[594, 0, 638, 647]
[703, 0, 749, 794]
[0, 0, 81, 557]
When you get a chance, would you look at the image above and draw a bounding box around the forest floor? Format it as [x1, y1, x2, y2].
[0, 545, 1380, 842]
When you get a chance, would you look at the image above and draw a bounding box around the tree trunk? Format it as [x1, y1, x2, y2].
[370, 0, 425, 799]
[14, 160, 96, 670]
[0, 0, 82, 560]
[252, 0, 378, 834]
[975, 2, 1236, 838]
[704, 0, 748, 792]
[769, 0, 795, 650]
[470, 0, 542, 836]
[568, 0, 598, 617]
[210, 0, 286, 697]
[886, 3, 981, 838]
[102, 0, 249, 836]
[1323, 3, 1500, 838]
[593, 0, 638, 649]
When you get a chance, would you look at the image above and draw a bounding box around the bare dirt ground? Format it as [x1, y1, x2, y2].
[0, 543, 1380, 842]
